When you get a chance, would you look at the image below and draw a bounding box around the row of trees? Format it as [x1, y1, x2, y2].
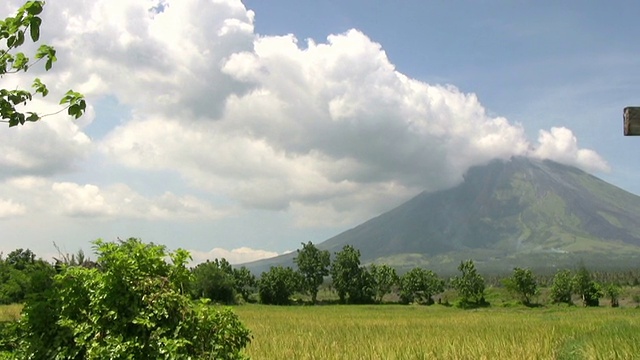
[1, 242, 625, 309]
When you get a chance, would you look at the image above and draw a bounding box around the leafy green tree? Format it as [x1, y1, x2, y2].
[232, 266, 257, 303]
[573, 264, 601, 307]
[258, 266, 301, 305]
[5, 249, 35, 270]
[16, 238, 251, 359]
[192, 258, 237, 304]
[369, 263, 398, 303]
[330, 245, 374, 304]
[602, 283, 620, 308]
[550, 269, 574, 305]
[502, 267, 538, 305]
[399, 267, 444, 305]
[451, 260, 486, 307]
[1, 0, 86, 126]
[294, 241, 330, 304]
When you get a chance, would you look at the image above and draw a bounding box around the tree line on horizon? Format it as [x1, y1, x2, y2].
[0, 240, 629, 309]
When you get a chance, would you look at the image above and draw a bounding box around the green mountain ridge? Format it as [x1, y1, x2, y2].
[244, 157, 640, 274]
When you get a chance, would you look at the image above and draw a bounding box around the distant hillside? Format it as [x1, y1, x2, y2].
[244, 157, 640, 274]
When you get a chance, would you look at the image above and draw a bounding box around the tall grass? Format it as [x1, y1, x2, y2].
[235, 305, 640, 359]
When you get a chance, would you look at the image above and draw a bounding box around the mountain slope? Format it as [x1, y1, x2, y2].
[245, 157, 640, 273]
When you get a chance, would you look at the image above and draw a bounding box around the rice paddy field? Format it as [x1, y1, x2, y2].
[3, 303, 640, 359]
[234, 305, 640, 360]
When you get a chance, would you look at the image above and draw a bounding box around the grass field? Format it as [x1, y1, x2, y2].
[234, 304, 640, 360]
[3, 303, 640, 359]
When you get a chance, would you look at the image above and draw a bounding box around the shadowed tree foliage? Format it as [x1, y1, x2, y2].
[192, 258, 237, 304]
[330, 245, 374, 304]
[451, 260, 487, 308]
[399, 267, 444, 305]
[369, 263, 398, 303]
[550, 269, 574, 305]
[259, 266, 301, 305]
[573, 264, 601, 307]
[294, 241, 330, 304]
[232, 266, 256, 303]
[502, 267, 538, 305]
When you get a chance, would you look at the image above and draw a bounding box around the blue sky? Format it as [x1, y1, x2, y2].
[1, 0, 639, 264]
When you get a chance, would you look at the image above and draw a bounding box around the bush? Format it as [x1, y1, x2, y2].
[16, 238, 251, 359]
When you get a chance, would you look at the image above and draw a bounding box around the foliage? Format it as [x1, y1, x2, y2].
[369, 263, 398, 303]
[602, 283, 620, 307]
[192, 258, 237, 304]
[573, 264, 601, 307]
[16, 238, 251, 359]
[399, 267, 444, 305]
[259, 266, 301, 305]
[0, 1, 85, 126]
[233, 266, 257, 303]
[451, 260, 487, 307]
[330, 245, 374, 304]
[502, 267, 538, 305]
[0, 249, 53, 305]
[294, 241, 330, 304]
[550, 269, 574, 305]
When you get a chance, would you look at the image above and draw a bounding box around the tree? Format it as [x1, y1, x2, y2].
[5, 248, 35, 270]
[573, 264, 601, 307]
[399, 267, 444, 305]
[192, 258, 237, 304]
[258, 266, 301, 305]
[232, 266, 257, 303]
[550, 269, 574, 305]
[16, 238, 251, 359]
[602, 283, 620, 308]
[330, 245, 374, 304]
[369, 263, 398, 303]
[1, 0, 86, 126]
[451, 260, 486, 307]
[294, 241, 330, 304]
[502, 267, 538, 306]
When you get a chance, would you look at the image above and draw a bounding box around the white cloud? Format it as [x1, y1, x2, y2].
[189, 246, 281, 265]
[1, 0, 610, 231]
[0, 177, 230, 221]
[530, 127, 610, 173]
[0, 199, 26, 218]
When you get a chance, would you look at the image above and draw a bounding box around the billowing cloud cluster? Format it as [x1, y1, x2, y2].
[0, 0, 609, 256]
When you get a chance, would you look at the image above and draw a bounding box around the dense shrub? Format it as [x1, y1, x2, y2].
[15, 238, 251, 359]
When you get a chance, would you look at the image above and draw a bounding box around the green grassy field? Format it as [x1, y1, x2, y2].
[3, 303, 640, 359]
[234, 304, 640, 360]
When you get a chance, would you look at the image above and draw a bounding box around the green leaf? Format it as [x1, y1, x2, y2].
[16, 30, 24, 47]
[29, 17, 41, 42]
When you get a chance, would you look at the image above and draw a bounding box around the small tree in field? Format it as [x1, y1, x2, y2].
[502, 267, 538, 305]
[550, 269, 574, 305]
[16, 238, 251, 359]
[573, 264, 601, 307]
[451, 260, 486, 308]
[192, 258, 237, 304]
[399, 267, 444, 305]
[294, 241, 330, 304]
[369, 263, 398, 303]
[258, 266, 301, 305]
[330, 245, 374, 304]
[603, 283, 620, 308]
